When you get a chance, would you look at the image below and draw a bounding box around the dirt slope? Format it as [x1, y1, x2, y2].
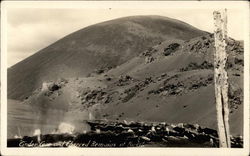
[8, 33, 243, 138]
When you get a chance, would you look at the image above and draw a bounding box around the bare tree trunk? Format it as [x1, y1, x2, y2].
[213, 9, 231, 148]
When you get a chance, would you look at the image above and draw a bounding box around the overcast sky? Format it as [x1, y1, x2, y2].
[7, 7, 245, 67]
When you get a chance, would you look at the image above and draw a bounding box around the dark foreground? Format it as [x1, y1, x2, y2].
[7, 120, 243, 147]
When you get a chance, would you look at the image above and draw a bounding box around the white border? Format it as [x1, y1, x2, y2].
[1, 1, 249, 156]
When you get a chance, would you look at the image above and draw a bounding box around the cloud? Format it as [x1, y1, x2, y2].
[7, 8, 245, 67]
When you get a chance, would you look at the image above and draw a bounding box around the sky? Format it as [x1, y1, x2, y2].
[6, 7, 246, 67]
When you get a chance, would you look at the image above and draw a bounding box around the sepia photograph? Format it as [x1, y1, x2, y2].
[1, 1, 249, 156]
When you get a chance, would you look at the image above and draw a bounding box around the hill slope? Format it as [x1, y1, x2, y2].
[7, 33, 244, 138]
[8, 15, 207, 100]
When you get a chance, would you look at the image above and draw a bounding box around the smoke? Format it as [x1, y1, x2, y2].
[57, 122, 75, 134]
[33, 129, 41, 142]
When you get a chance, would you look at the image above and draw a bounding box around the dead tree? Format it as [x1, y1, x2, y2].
[213, 9, 231, 148]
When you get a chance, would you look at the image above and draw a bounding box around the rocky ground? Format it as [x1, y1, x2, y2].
[7, 120, 243, 148]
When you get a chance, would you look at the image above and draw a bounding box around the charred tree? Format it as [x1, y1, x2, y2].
[213, 9, 231, 148]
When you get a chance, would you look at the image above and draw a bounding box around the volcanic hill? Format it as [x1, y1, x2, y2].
[7, 16, 243, 139]
[8, 15, 207, 100]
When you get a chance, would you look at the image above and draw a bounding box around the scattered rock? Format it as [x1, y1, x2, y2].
[106, 77, 112, 81]
[227, 40, 244, 54]
[163, 43, 180, 56]
[95, 69, 105, 74]
[180, 61, 213, 72]
[122, 77, 153, 102]
[145, 56, 155, 64]
[80, 89, 112, 108]
[127, 129, 134, 133]
[186, 37, 212, 54]
[49, 84, 60, 92]
[116, 75, 134, 86]
[140, 47, 157, 57]
[228, 84, 243, 110]
[234, 58, 244, 66]
[8, 121, 242, 147]
[149, 82, 184, 96]
[233, 73, 241, 77]
[141, 136, 151, 141]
